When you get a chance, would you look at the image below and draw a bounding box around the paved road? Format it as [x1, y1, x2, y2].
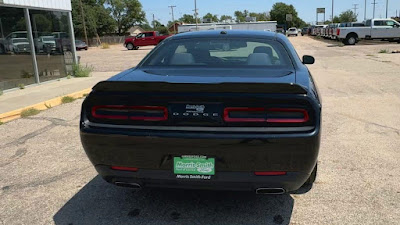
[1, 37, 399, 225]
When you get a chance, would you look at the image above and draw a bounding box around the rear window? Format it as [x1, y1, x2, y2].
[141, 38, 293, 68]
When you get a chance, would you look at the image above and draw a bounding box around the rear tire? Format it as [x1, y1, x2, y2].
[345, 34, 357, 45]
[126, 43, 134, 50]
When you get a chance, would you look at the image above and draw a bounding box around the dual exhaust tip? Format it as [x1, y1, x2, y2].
[114, 182, 285, 195]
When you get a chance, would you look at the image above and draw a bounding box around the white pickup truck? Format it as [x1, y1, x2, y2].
[337, 18, 400, 45]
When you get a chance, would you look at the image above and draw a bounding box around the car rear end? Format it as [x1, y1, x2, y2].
[80, 32, 321, 193]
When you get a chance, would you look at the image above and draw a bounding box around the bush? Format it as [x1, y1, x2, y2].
[379, 49, 388, 53]
[72, 64, 92, 77]
[61, 96, 76, 104]
[0, 89, 3, 96]
[101, 43, 110, 49]
[0, 120, 3, 125]
[21, 108, 40, 118]
[17, 83, 25, 89]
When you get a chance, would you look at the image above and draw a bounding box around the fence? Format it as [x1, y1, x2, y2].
[84, 36, 130, 47]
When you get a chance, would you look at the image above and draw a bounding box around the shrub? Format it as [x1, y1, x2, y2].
[101, 43, 110, 49]
[0, 89, 3, 96]
[379, 49, 388, 54]
[61, 96, 76, 104]
[72, 64, 92, 77]
[17, 83, 25, 89]
[0, 120, 3, 125]
[21, 108, 40, 118]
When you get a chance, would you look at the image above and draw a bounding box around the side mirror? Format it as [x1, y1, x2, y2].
[303, 55, 315, 64]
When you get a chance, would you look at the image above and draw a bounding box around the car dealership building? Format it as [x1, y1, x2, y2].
[0, 0, 77, 90]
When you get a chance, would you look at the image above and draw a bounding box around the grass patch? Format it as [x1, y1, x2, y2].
[101, 43, 110, 49]
[379, 49, 388, 54]
[72, 64, 93, 77]
[0, 89, 3, 96]
[21, 108, 40, 118]
[61, 96, 76, 104]
[44, 103, 52, 109]
[17, 83, 25, 89]
[0, 120, 4, 125]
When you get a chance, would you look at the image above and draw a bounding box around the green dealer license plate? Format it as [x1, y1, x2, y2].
[174, 156, 215, 176]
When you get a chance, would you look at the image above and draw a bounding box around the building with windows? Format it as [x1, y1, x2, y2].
[0, 0, 77, 91]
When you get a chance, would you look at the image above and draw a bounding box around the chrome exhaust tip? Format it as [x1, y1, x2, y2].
[255, 188, 285, 195]
[114, 182, 141, 189]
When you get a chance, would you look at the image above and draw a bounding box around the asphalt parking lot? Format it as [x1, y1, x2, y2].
[0, 36, 399, 225]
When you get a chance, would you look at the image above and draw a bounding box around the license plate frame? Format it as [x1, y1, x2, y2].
[173, 156, 215, 176]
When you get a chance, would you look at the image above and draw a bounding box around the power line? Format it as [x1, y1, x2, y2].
[168, 5, 177, 34]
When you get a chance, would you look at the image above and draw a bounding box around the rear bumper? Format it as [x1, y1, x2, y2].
[81, 127, 320, 192]
[96, 165, 310, 192]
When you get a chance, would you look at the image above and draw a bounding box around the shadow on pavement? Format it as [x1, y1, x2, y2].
[53, 176, 295, 225]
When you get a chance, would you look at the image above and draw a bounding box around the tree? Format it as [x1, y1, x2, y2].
[219, 15, 233, 22]
[202, 13, 218, 23]
[270, 3, 305, 27]
[179, 14, 197, 24]
[234, 10, 249, 22]
[71, 0, 116, 38]
[106, 0, 146, 35]
[338, 10, 357, 23]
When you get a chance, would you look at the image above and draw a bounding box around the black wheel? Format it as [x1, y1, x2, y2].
[126, 43, 134, 50]
[304, 163, 317, 185]
[345, 34, 357, 45]
[134, 46, 139, 50]
[0, 45, 5, 54]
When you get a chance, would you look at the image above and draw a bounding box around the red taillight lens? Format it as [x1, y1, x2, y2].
[266, 108, 309, 123]
[224, 107, 266, 122]
[337, 29, 340, 35]
[92, 105, 168, 121]
[111, 166, 139, 172]
[254, 171, 287, 176]
[223, 107, 309, 123]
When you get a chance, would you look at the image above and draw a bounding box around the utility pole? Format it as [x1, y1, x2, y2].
[332, 0, 334, 21]
[152, 14, 155, 28]
[372, 0, 377, 18]
[194, 0, 199, 31]
[168, 5, 177, 34]
[364, 0, 367, 20]
[385, 0, 388, 18]
[353, 4, 359, 16]
[79, 0, 88, 45]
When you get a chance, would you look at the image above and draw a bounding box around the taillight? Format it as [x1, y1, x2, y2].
[223, 107, 309, 123]
[224, 107, 266, 122]
[337, 29, 340, 35]
[266, 108, 309, 123]
[92, 105, 168, 121]
[254, 171, 287, 176]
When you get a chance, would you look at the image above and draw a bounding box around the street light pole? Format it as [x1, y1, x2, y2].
[372, 0, 377, 18]
[364, 0, 367, 20]
[194, 0, 198, 31]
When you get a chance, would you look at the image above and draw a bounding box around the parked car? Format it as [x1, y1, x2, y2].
[301, 27, 309, 36]
[337, 18, 400, 45]
[0, 31, 27, 54]
[287, 27, 298, 36]
[10, 38, 31, 54]
[124, 31, 171, 50]
[80, 30, 322, 194]
[75, 40, 88, 51]
[34, 36, 56, 53]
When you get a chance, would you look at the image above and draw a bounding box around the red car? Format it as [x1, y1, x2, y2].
[124, 31, 171, 50]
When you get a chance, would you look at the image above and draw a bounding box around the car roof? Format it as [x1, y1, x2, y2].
[171, 30, 279, 40]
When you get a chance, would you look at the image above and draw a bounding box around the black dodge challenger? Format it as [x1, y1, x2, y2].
[80, 30, 321, 194]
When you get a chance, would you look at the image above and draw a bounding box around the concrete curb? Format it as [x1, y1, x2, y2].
[0, 88, 91, 123]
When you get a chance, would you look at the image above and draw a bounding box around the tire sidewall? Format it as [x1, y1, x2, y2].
[126, 43, 134, 50]
[347, 36, 356, 45]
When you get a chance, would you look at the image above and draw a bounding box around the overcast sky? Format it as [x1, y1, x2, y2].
[141, 0, 400, 25]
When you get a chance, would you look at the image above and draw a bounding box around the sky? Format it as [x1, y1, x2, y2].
[141, 0, 400, 25]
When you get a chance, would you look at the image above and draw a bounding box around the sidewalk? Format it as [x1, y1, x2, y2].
[0, 71, 116, 114]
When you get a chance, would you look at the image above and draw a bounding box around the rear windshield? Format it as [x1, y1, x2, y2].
[140, 38, 293, 68]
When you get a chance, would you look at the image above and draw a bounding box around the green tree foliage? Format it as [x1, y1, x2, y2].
[106, 0, 146, 35]
[234, 10, 270, 22]
[249, 12, 270, 21]
[234, 10, 248, 22]
[338, 10, 357, 23]
[179, 14, 198, 24]
[270, 2, 306, 28]
[202, 13, 218, 23]
[219, 15, 233, 22]
[71, 0, 116, 38]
